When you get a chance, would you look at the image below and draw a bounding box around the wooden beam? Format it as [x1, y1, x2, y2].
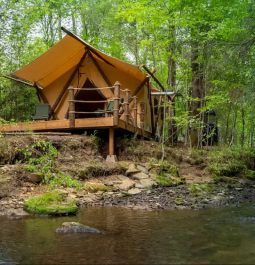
[0, 117, 114, 132]
[142, 65, 166, 92]
[33, 83, 49, 105]
[61, 26, 114, 67]
[3, 75, 35, 87]
[87, 50, 112, 87]
[49, 49, 88, 119]
[132, 76, 149, 97]
[109, 127, 115, 156]
[147, 80, 155, 136]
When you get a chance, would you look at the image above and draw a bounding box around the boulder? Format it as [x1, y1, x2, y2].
[25, 173, 42, 184]
[137, 165, 149, 174]
[132, 172, 149, 180]
[126, 163, 140, 176]
[127, 188, 142, 195]
[56, 222, 101, 234]
[114, 175, 135, 191]
[136, 178, 156, 189]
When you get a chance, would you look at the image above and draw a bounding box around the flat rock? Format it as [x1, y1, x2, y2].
[137, 165, 149, 174]
[56, 222, 101, 234]
[127, 188, 142, 195]
[132, 172, 149, 180]
[114, 175, 135, 191]
[126, 163, 140, 176]
[136, 178, 156, 189]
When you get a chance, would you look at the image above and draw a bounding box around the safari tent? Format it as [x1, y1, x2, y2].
[1, 27, 160, 160]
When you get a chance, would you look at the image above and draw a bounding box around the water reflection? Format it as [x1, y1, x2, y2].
[0, 205, 255, 264]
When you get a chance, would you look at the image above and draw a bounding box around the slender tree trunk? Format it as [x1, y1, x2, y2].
[241, 108, 245, 147]
[167, 26, 177, 145]
[250, 112, 255, 148]
[71, 12, 77, 34]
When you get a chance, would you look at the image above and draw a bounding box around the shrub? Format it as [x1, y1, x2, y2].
[208, 160, 246, 177]
[24, 191, 78, 215]
[22, 140, 81, 189]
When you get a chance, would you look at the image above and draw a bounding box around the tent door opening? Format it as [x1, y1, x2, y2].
[74, 79, 107, 118]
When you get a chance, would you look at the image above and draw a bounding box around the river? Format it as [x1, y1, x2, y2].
[1, 205, 255, 264]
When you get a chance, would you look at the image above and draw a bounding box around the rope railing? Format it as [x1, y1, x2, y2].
[68, 82, 144, 131]
[69, 86, 114, 91]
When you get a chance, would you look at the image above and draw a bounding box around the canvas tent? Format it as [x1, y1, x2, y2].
[9, 27, 154, 133]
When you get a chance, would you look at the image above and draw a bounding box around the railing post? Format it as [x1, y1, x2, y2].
[68, 86, 75, 128]
[140, 102, 145, 135]
[124, 89, 130, 127]
[133, 96, 137, 129]
[113, 81, 120, 126]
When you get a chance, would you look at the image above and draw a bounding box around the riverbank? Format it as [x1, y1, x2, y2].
[0, 134, 254, 216]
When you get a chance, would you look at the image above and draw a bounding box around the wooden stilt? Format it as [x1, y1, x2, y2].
[106, 127, 117, 162]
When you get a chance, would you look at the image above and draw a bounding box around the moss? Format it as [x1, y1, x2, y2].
[154, 174, 184, 187]
[83, 182, 110, 192]
[174, 197, 184, 205]
[245, 170, 255, 180]
[150, 160, 184, 187]
[24, 191, 78, 215]
[188, 183, 214, 196]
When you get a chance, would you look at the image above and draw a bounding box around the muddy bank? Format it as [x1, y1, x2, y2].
[0, 134, 254, 216]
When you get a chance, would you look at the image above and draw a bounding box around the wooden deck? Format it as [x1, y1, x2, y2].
[0, 117, 151, 137]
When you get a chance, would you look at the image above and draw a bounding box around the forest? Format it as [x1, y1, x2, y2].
[0, 0, 254, 148]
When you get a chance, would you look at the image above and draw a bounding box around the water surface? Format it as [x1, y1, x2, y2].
[1, 205, 255, 264]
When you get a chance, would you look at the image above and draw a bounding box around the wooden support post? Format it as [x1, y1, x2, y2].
[133, 96, 137, 129]
[124, 89, 130, 127]
[106, 127, 117, 162]
[140, 102, 145, 136]
[113, 81, 120, 126]
[68, 86, 75, 128]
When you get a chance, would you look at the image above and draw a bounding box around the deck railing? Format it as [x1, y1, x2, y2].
[68, 81, 144, 132]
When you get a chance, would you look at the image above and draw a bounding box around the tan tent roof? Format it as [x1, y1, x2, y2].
[12, 28, 146, 89]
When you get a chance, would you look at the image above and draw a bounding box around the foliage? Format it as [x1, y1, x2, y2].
[0, 0, 254, 148]
[22, 140, 81, 188]
[151, 159, 184, 187]
[24, 190, 78, 215]
[188, 183, 214, 196]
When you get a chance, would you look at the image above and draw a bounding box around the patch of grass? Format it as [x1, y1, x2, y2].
[24, 191, 78, 215]
[190, 149, 207, 164]
[151, 160, 184, 187]
[83, 182, 110, 193]
[188, 183, 214, 196]
[155, 174, 184, 187]
[208, 160, 246, 177]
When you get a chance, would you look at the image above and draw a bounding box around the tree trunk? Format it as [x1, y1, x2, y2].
[189, 41, 205, 147]
[167, 26, 177, 145]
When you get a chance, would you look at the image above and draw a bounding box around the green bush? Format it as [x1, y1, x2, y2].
[208, 160, 246, 177]
[24, 191, 78, 215]
[22, 140, 81, 188]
